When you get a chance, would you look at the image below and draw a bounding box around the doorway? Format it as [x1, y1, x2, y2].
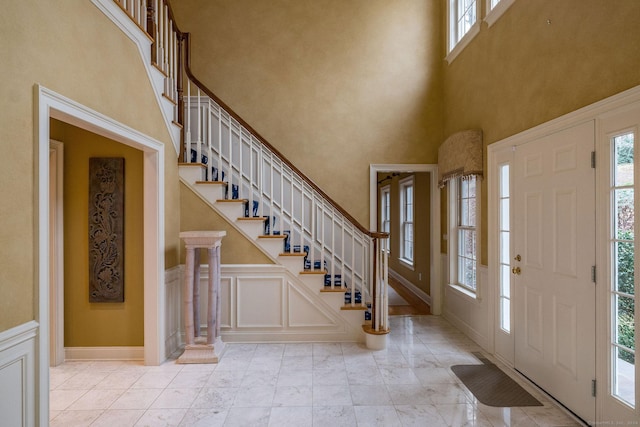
[369, 164, 441, 314]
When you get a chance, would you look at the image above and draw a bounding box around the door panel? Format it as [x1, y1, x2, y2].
[513, 121, 596, 422]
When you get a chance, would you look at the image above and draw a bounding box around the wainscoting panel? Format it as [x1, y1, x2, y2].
[164, 264, 361, 347]
[165, 266, 182, 358]
[0, 321, 37, 427]
[236, 276, 285, 328]
[442, 254, 491, 351]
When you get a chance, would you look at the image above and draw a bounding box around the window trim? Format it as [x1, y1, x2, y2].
[485, 0, 516, 28]
[380, 185, 391, 253]
[446, 0, 481, 64]
[448, 176, 481, 296]
[399, 176, 414, 267]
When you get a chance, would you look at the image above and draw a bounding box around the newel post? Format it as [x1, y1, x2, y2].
[363, 231, 390, 350]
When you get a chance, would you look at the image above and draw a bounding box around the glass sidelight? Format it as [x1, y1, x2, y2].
[611, 132, 636, 407]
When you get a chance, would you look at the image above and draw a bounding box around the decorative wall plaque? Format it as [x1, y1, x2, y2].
[89, 157, 125, 302]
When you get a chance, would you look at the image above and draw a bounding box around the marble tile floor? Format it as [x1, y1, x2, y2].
[50, 315, 583, 426]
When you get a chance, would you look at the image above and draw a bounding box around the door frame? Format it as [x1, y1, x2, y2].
[488, 84, 640, 422]
[49, 140, 64, 367]
[369, 164, 441, 314]
[36, 85, 166, 425]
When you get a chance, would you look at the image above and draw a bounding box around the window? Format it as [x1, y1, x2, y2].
[485, 0, 516, 27]
[449, 176, 479, 292]
[611, 132, 635, 407]
[498, 164, 511, 331]
[380, 186, 390, 235]
[447, 0, 480, 62]
[400, 178, 414, 265]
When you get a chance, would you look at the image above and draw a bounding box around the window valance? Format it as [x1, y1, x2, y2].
[437, 129, 483, 188]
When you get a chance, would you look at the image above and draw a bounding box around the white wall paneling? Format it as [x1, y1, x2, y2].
[0, 321, 37, 427]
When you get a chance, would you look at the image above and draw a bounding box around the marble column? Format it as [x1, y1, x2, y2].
[177, 231, 226, 364]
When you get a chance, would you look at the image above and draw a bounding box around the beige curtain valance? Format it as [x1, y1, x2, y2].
[438, 129, 483, 188]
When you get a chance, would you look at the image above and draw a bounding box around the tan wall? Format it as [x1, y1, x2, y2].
[180, 183, 273, 265]
[0, 0, 177, 332]
[171, 0, 444, 227]
[379, 173, 431, 295]
[443, 0, 640, 264]
[51, 120, 144, 347]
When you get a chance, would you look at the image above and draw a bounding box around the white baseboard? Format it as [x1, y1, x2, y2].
[388, 269, 431, 306]
[64, 346, 144, 361]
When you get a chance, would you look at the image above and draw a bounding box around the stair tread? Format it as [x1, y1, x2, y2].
[179, 162, 206, 168]
[258, 234, 286, 239]
[340, 305, 367, 310]
[216, 199, 248, 203]
[237, 217, 268, 222]
[320, 287, 348, 293]
[195, 181, 227, 186]
[300, 270, 327, 275]
[279, 252, 307, 257]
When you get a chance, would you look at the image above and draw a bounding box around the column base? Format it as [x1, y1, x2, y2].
[176, 337, 225, 364]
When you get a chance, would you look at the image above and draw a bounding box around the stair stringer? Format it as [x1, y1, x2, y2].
[180, 177, 366, 342]
[92, 0, 181, 153]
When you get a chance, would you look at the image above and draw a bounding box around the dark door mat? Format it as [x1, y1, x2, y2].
[451, 355, 542, 407]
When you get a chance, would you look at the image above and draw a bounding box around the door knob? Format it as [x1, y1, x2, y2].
[512, 267, 521, 275]
[514, 254, 521, 262]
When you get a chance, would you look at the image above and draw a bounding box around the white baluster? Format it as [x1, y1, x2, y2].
[351, 226, 356, 305]
[185, 81, 191, 161]
[269, 153, 274, 235]
[279, 161, 284, 235]
[207, 101, 212, 181]
[228, 117, 232, 196]
[331, 210, 335, 289]
[196, 88, 201, 164]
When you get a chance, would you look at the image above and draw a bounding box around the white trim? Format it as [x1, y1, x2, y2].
[488, 86, 640, 152]
[399, 176, 415, 266]
[369, 164, 441, 315]
[49, 140, 65, 367]
[388, 269, 431, 306]
[91, 0, 181, 154]
[0, 321, 37, 427]
[445, 0, 481, 64]
[484, 0, 516, 28]
[488, 148, 514, 363]
[488, 84, 640, 423]
[64, 347, 144, 361]
[445, 23, 480, 64]
[36, 84, 166, 425]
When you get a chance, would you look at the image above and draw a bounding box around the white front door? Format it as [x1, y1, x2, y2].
[512, 121, 596, 422]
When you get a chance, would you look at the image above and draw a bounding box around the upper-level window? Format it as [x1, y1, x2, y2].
[447, 0, 480, 62]
[485, 0, 516, 27]
[400, 177, 414, 265]
[449, 176, 479, 293]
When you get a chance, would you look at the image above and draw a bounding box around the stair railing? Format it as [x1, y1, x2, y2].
[113, 0, 390, 334]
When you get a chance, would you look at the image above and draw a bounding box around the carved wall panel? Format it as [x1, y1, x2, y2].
[88, 158, 125, 302]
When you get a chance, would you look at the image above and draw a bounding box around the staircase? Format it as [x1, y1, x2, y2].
[107, 0, 390, 346]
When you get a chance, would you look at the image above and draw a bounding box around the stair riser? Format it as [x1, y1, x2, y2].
[194, 184, 226, 202]
[258, 239, 287, 259]
[216, 203, 245, 220]
[235, 221, 266, 239]
[278, 256, 306, 273]
[179, 165, 205, 185]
